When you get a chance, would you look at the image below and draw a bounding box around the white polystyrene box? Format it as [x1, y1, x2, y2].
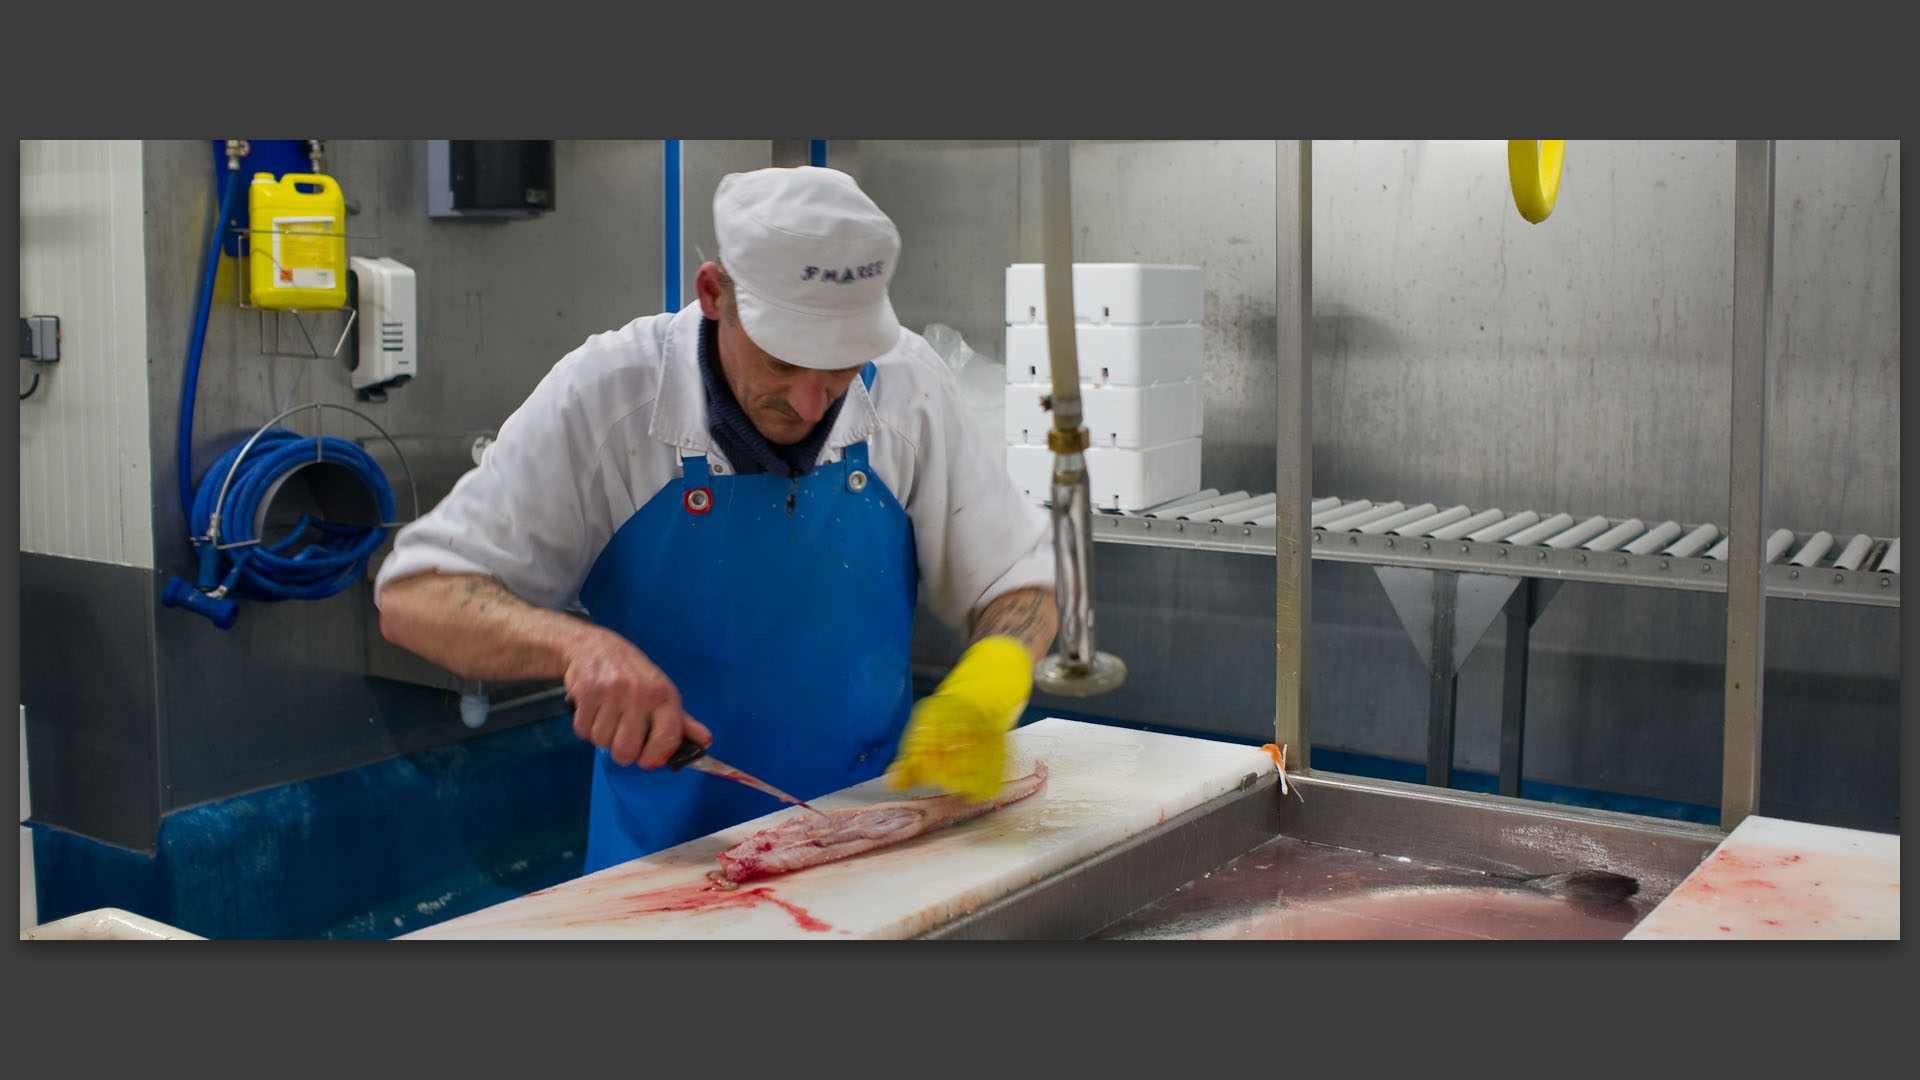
[1005, 263, 1205, 326]
[1005, 439, 1203, 512]
[1003, 323, 1204, 386]
[1004, 379, 1203, 450]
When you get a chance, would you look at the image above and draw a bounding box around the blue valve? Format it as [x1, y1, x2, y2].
[162, 576, 239, 630]
[194, 535, 221, 590]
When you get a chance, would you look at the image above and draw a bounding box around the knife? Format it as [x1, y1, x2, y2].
[667, 736, 830, 818]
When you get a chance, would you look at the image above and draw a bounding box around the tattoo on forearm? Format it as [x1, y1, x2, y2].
[974, 588, 1056, 654]
[455, 576, 520, 615]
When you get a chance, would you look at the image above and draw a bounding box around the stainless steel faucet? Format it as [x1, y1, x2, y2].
[1032, 141, 1126, 698]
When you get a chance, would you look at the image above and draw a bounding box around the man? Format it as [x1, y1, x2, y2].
[375, 165, 1058, 874]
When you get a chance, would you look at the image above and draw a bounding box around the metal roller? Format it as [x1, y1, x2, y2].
[1310, 496, 1344, 514]
[1466, 510, 1539, 543]
[1206, 494, 1278, 523]
[1582, 518, 1647, 552]
[1624, 520, 1684, 555]
[1357, 503, 1440, 535]
[1168, 491, 1250, 519]
[1879, 538, 1900, 574]
[1431, 507, 1507, 541]
[1764, 527, 1795, 564]
[1312, 499, 1375, 529]
[1665, 522, 1720, 558]
[1504, 512, 1576, 547]
[1141, 489, 1221, 518]
[1705, 536, 1730, 561]
[1391, 504, 1472, 538]
[1831, 534, 1874, 571]
[1325, 502, 1407, 532]
[1788, 530, 1835, 568]
[1544, 515, 1613, 550]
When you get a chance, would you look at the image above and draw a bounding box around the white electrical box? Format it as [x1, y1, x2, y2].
[349, 256, 417, 396]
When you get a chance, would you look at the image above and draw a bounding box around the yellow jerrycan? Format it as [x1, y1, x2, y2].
[248, 172, 348, 310]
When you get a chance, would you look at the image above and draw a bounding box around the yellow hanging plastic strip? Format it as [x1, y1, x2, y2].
[1508, 140, 1566, 223]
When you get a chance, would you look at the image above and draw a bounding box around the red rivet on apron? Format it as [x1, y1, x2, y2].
[684, 487, 712, 514]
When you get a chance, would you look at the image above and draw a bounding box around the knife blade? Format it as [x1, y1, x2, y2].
[667, 737, 829, 818]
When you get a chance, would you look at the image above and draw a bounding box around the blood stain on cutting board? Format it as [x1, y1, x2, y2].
[1632, 844, 1895, 937]
[554, 881, 835, 933]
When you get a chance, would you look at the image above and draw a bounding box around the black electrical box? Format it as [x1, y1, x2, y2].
[427, 140, 556, 219]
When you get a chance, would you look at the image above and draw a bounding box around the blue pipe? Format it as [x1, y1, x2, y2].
[180, 158, 243, 519]
[810, 140, 826, 167]
[663, 139, 682, 310]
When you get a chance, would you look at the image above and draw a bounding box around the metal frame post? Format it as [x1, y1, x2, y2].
[1498, 579, 1533, 796]
[1425, 570, 1459, 787]
[1722, 139, 1775, 831]
[1275, 140, 1313, 766]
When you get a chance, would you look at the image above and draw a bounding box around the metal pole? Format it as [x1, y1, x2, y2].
[1034, 140, 1124, 698]
[1275, 140, 1312, 766]
[1722, 140, 1775, 831]
[1498, 579, 1534, 798]
[1425, 570, 1458, 788]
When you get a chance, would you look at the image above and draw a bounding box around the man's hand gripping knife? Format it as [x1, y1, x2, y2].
[886, 635, 1032, 801]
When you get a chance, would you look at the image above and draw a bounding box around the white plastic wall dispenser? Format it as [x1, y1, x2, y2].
[349, 256, 417, 394]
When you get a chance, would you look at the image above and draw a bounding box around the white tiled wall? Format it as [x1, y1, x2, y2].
[18, 140, 155, 567]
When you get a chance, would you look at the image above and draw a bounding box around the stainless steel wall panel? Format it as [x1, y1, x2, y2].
[1766, 142, 1901, 535]
[19, 554, 162, 852]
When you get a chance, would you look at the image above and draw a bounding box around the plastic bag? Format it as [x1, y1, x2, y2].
[923, 323, 1005, 447]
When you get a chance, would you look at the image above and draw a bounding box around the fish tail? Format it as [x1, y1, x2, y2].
[1522, 870, 1640, 903]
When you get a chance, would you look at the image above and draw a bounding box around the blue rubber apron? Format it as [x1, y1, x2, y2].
[576, 366, 918, 873]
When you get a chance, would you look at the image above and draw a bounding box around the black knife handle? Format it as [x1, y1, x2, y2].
[666, 736, 707, 772]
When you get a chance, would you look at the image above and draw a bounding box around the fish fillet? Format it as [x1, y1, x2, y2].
[713, 763, 1049, 884]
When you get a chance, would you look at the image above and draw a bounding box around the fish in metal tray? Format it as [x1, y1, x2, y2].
[1188, 869, 1644, 941]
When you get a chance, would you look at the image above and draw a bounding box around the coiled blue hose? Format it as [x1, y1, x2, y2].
[186, 429, 396, 604]
[165, 147, 397, 629]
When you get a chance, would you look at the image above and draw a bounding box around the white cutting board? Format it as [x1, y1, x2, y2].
[1625, 815, 1899, 940]
[401, 718, 1275, 940]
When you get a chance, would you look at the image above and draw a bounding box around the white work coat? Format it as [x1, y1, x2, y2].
[373, 303, 1055, 633]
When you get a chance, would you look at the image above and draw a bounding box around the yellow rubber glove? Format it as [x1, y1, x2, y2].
[886, 635, 1033, 801]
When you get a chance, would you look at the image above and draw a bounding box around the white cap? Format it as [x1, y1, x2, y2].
[712, 166, 903, 370]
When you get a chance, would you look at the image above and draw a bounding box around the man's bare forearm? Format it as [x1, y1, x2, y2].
[971, 585, 1058, 663]
[378, 572, 599, 683]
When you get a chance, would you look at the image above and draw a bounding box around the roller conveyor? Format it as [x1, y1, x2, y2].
[1081, 489, 1898, 608]
[1464, 511, 1536, 542]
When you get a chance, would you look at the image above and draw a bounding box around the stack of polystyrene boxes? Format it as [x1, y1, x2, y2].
[1002, 263, 1205, 511]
